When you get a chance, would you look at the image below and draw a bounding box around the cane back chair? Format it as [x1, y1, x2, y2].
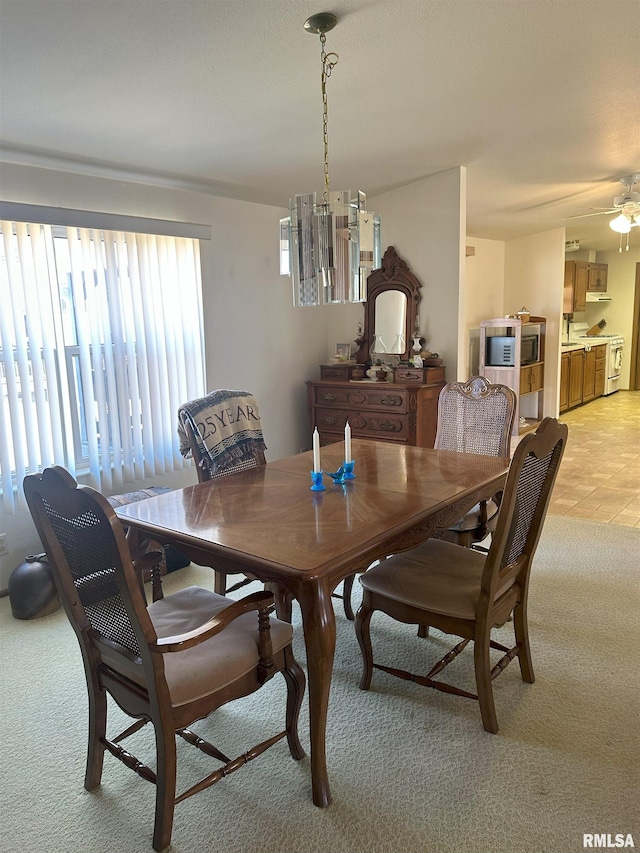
[435, 376, 517, 549]
[23, 466, 305, 852]
[355, 417, 567, 733]
[341, 377, 517, 620]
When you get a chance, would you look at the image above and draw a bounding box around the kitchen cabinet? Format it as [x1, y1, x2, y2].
[583, 345, 607, 402]
[582, 347, 597, 402]
[569, 349, 584, 408]
[587, 263, 608, 293]
[479, 317, 546, 435]
[560, 353, 570, 413]
[593, 344, 607, 397]
[520, 362, 544, 394]
[561, 343, 607, 412]
[564, 260, 588, 313]
[306, 376, 445, 449]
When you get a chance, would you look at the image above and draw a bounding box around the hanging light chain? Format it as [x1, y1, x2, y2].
[319, 31, 339, 203]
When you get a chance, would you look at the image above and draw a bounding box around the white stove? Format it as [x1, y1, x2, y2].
[568, 322, 625, 395]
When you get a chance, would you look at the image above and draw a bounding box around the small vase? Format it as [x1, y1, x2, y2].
[376, 369, 387, 382]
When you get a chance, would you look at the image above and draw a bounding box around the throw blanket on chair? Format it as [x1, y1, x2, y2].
[177, 390, 267, 473]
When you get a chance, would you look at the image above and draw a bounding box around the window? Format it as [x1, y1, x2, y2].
[0, 214, 207, 512]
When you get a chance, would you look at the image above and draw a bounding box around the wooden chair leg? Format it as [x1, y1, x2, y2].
[153, 723, 177, 852]
[282, 648, 306, 760]
[84, 679, 107, 790]
[342, 574, 356, 621]
[213, 571, 227, 595]
[513, 601, 535, 684]
[474, 636, 498, 734]
[355, 597, 374, 690]
[417, 624, 429, 638]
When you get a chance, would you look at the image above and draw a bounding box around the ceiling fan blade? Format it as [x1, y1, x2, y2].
[563, 210, 617, 220]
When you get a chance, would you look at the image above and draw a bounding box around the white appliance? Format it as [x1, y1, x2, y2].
[568, 322, 625, 395]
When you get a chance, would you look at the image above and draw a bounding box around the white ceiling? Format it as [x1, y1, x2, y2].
[1, 0, 639, 252]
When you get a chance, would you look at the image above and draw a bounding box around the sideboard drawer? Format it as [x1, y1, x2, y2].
[306, 377, 445, 449]
[320, 364, 352, 380]
[393, 366, 446, 384]
[315, 408, 410, 441]
[313, 384, 409, 413]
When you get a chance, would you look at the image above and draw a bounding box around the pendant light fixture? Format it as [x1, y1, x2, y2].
[280, 12, 381, 306]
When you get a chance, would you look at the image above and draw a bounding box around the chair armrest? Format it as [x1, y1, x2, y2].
[132, 550, 165, 601]
[151, 590, 275, 653]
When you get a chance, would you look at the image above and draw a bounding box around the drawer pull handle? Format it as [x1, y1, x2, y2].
[380, 396, 402, 406]
[321, 416, 338, 426]
[377, 420, 401, 432]
[321, 393, 337, 402]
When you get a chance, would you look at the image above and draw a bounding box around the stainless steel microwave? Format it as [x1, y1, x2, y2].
[487, 335, 538, 366]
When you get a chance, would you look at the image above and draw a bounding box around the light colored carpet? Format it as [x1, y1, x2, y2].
[1, 516, 638, 853]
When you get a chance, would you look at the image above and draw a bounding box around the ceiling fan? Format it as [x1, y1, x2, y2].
[564, 173, 640, 251]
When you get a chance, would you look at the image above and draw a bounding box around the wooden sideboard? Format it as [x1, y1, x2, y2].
[306, 374, 446, 448]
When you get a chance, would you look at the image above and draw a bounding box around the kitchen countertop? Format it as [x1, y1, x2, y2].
[560, 339, 609, 352]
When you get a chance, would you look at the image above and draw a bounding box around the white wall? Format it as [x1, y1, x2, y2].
[371, 168, 466, 377]
[324, 302, 363, 361]
[0, 162, 329, 588]
[463, 237, 506, 376]
[504, 228, 566, 418]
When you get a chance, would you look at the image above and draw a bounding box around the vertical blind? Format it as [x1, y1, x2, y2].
[0, 220, 206, 512]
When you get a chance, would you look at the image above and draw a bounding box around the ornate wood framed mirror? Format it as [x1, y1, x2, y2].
[354, 246, 422, 365]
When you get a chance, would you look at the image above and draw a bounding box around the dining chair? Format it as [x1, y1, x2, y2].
[435, 376, 517, 549]
[355, 417, 568, 733]
[177, 389, 268, 596]
[178, 389, 268, 482]
[341, 377, 517, 621]
[23, 466, 306, 852]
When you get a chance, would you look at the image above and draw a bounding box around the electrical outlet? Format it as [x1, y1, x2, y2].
[0, 533, 8, 556]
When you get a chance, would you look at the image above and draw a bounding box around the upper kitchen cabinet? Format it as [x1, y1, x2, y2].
[587, 262, 608, 292]
[564, 260, 588, 313]
[564, 260, 609, 313]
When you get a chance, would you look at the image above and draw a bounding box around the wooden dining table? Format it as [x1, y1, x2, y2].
[115, 438, 509, 808]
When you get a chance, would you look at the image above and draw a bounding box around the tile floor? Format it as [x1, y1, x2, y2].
[546, 390, 640, 527]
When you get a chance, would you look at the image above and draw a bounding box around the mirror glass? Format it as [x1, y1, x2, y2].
[354, 246, 421, 366]
[372, 290, 407, 355]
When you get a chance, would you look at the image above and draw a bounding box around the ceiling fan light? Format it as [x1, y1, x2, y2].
[609, 213, 631, 233]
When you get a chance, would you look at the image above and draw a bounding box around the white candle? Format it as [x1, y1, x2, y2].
[344, 421, 352, 463]
[313, 427, 321, 471]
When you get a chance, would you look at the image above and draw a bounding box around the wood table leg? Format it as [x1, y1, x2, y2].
[297, 578, 336, 807]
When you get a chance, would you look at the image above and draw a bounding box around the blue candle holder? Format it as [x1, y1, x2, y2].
[310, 470, 326, 491]
[343, 460, 356, 479]
[327, 466, 346, 485]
